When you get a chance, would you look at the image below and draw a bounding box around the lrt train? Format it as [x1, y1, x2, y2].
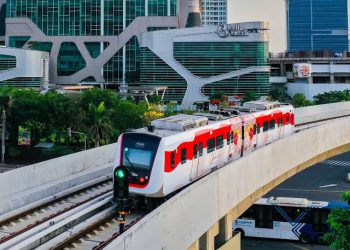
[114, 101, 295, 201]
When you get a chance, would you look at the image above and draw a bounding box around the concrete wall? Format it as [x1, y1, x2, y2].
[105, 117, 350, 250]
[295, 101, 350, 124]
[0, 143, 116, 215]
[286, 83, 350, 100]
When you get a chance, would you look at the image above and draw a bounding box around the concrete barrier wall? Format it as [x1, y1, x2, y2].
[295, 101, 350, 124]
[286, 83, 350, 101]
[0, 143, 116, 215]
[106, 117, 350, 250]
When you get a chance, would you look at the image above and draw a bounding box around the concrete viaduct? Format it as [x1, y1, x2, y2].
[107, 102, 350, 250]
[0, 102, 350, 250]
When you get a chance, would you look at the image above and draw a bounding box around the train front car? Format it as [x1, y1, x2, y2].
[114, 131, 165, 198]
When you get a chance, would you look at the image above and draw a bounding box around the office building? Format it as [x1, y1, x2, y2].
[270, 51, 350, 100]
[286, 0, 349, 52]
[202, 0, 227, 26]
[0, 47, 49, 87]
[140, 22, 270, 108]
[5, 0, 183, 85]
[0, 1, 5, 45]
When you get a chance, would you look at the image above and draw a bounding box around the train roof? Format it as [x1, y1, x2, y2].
[257, 197, 350, 209]
[131, 102, 293, 138]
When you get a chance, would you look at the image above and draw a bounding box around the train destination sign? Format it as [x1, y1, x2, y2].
[217, 24, 249, 38]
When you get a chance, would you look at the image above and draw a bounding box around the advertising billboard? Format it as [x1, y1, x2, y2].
[293, 63, 312, 78]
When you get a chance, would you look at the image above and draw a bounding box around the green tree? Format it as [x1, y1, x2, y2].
[313, 90, 350, 105]
[242, 91, 258, 103]
[8, 89, 48, 145]
[293, 93, 313, 107]
[112, 100, 147, 133]
[269, 88, 287, 102]
[324, 192, 350, 250]
[80, 88, 120, 111]
[148, 94, 162, 105]
[43, 91, 78, 143]
[84, 102, 112, 147]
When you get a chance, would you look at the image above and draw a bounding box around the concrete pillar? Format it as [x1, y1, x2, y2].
[216, 210, 235, 247]
[188, 240, 200, 250]
[308, 76, 313, 84]
[199, 222, 219, 250]
[280, 61, 286, 76]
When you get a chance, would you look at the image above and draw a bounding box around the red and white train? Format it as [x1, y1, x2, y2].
[114, 101, 295, 199]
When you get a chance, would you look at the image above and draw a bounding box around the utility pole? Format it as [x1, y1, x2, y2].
[1, 110, 6, 163]
[68, 127, 87, 151]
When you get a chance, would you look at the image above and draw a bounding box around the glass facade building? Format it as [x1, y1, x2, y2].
[140, 41, 269, 102]
[287, 0, 349, 52]
[201, 0, 227, 26]
[6, 0, 177, 84]
[0, 3, 6, 41]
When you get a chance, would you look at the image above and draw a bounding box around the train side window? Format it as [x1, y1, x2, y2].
[181, 148, 187, 164]
[194, 144, 198, 159]
[254, 124, 257, 135]
[227, 133, 231, 145]
[286, 115, 290, 124]
[231, 132, 234, 143]
[171, 152, 175, 169]
[207, 138, 215, 153]
[216, 135, 223, 149]
[270, 120, 275, 130]
[279, 117, 283, 127]
[257, 124, 260, 134]
[263, 121, 269, 132]
[199, 142, 203, 156]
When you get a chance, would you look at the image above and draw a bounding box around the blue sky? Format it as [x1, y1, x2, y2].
[228, 0, 286, 52]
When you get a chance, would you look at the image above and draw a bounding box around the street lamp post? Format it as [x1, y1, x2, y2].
[68, 127, 87, 151]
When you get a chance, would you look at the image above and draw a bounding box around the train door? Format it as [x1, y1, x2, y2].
[255, 123, 260, 147]
[190, 142, 205, 180]
[197, 142, 205, 177]
[277, 117, 284, 139]
[227, 132, 232, 161]
[190, 143, 199, 181]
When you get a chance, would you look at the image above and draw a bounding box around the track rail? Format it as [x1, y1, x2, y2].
[295, 114, 350, 128]
[50, 210, 146, 250]
[2, 113, 349, 249]
[0, 179, 112, 248]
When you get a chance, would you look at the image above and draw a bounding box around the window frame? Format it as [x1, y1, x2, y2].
[216, 135, 224, 149]
[286, 115, 290, 125]
[171, 152, 175, 169]
[181, 148, 187, 164]
[207, 138, 215, 153]
[193, 144, 198, 159]
[263, 121, 269, 132]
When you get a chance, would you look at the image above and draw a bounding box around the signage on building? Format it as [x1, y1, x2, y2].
[293, 63, 312, 78]
[217, 24, 249, 38]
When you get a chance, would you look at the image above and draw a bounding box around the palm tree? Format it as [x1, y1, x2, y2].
[87, 102, 112, 147]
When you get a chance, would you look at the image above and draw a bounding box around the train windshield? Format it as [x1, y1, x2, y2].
[122, 133, 161, 170]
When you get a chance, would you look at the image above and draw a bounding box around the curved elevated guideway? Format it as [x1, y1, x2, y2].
[0, 102, 350, 250]
[106, 104, 350, 250]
